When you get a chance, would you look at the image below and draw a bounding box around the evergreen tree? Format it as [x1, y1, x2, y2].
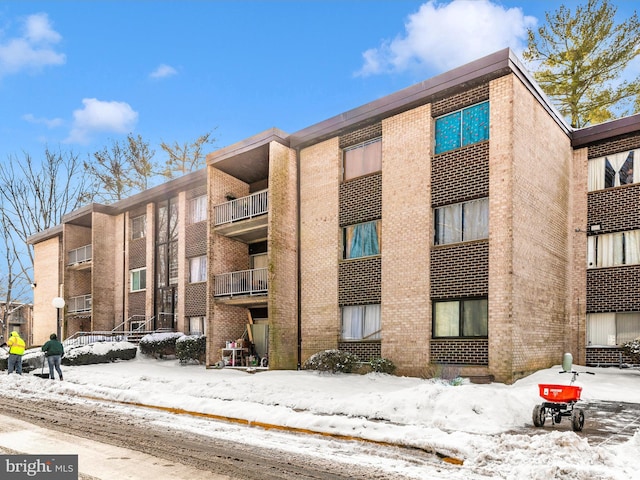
[523, 0, 640, 128]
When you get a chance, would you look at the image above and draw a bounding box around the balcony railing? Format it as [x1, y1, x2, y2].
[214, 268, 268, 297]
[214, 190, 268, 226]
[68, 294, 92, 313]
[68, 244, 92, 265]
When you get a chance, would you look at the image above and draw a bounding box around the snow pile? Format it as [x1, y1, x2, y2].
[1, 352, 639, 478]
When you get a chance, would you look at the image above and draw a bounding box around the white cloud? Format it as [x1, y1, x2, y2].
[356, 0, 536, 76]
[0, 13, 65, 77]
[150, 64, 177, 79]
[22, 113, 64, 128]
[66, 98, 138, 144]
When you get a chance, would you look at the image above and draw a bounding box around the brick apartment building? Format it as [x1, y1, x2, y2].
[0, 301, 33, 346]
[28, 48, 640, 383]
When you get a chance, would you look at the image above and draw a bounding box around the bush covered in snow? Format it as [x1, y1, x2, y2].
[139, 332, 184, 359]
[622, 338, 640, 363]
[369, 358, 396, 374]
[303, 349, 360, 373]
[63, 342, 137, 366]
[0, 347, 45, 372]
[176, 335, 206, 364]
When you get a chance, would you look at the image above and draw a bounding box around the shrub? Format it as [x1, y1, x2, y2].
[1, 347, 43, 372]
[369, 357, 396, 374]
[622, 338, 640, 363]
[176, 335, 206, 364]
[139, 332, 184, 359]
[302, 349, 360, 373]
[423, 362, 465, 385]
[63, 342, 137, 366]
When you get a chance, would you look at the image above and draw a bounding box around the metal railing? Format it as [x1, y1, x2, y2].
[64, 315, 160, 346]
[68, 294, 92, 313]
[111, 315, 155, 332]
[214, 267, 268, 297]
[68, 244, 92, 265]
[214, 190, 268, 226]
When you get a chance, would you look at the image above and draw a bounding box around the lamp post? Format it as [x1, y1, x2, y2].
[52, 297, 65, 339]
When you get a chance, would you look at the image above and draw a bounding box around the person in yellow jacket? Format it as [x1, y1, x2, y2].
[7, 331, 26, 375]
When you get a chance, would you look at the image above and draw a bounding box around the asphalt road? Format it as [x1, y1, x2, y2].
[0, 394, 439, 480]
[525, 400, 640, 445]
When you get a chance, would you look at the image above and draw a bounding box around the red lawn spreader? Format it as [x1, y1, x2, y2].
[532, 353, 594, 432]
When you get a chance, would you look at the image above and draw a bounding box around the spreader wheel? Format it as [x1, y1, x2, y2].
[532, 404, 546, 427]
[571, 408, 585, 432]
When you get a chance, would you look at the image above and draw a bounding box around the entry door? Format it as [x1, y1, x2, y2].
[156, 287, 176, 330]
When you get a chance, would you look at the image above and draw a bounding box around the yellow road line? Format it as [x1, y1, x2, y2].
[79, 394, 464, 465]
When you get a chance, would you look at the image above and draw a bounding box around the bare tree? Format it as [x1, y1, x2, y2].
[160, 131, 215, 179]
[85, 134, 157, 203]
[0, 147, 92, 287]
[0, 209, 33, 342]
[125, 133, 156, 191]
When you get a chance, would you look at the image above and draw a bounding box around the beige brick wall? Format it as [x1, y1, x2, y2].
[145, 203, 155, 323]
[267, 142, 298, 369]
[63, 225, 91, 299]
[206, 167, 250, 365]
[568, 147, 589, 364]
[112, 213, 125, 330]
[489, 74, 573, 382]
[300, 137, 341, 361]
[176, 191, 187, 333]
[381, 104, 432, 376]
[91, 212, 117, 331]
[32, 237, 61, 345]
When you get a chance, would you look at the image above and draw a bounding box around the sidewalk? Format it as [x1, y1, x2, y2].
[0, 415, 232, 480]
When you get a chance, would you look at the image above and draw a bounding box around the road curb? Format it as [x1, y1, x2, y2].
[79, 394, 464, 465]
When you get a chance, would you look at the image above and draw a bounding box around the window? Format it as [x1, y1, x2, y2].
[587, 230, 640, 268]
[434, 198, 488, 245]
[341, 305, 381, 340]
[435, 101, 489, 154]
[343, 220, 381, 259]
[189, 316, 206, 336]
[130, 268, 147, 292]
[588, 149, 636, 191]
[189, 256, 207, 283]
[189, 195, 207, 224]
[131, 215, 146, 240]
[343, 138, 382, 181]
[433, 298, 488, 337]
[588, 312, 640, 346]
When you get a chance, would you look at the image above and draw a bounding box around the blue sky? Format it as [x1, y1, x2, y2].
[1, 0, 638, 164]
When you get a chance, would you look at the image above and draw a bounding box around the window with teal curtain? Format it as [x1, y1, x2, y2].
[344, 220, 381, 259]
[434, 111, 461, 154]
[434, 101, 489, 154]
[462, 102, 489, 147]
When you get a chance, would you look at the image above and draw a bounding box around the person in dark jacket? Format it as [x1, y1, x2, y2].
[41, 333, 64, 380]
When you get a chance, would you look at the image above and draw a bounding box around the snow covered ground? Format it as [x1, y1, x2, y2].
[2, 344, 640, 479]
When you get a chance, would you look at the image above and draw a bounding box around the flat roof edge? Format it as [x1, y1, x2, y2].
[27, 224, 63, 245]
[572, 113, 640, 147]
[207, 127, 290, 165]
[289, 48, 572, 149]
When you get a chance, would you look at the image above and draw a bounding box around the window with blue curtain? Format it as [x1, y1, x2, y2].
[343, 220, 381, 259]
[435, 101, 489, 154]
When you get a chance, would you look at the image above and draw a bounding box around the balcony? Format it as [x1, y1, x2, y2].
[68, 294, 92, 314]
[68, 244, 92, 270]
[214, 268, 268, 306]
[213, 190, 268, 243]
